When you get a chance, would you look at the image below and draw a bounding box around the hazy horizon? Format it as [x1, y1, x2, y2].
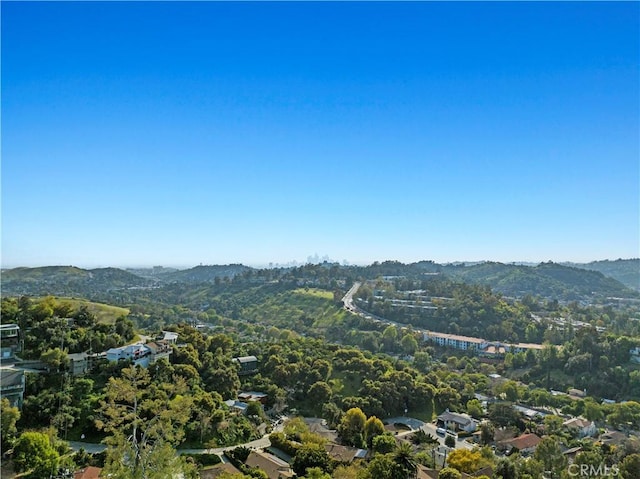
[2, 256, 638, 272]
[2, 2, 638, 268]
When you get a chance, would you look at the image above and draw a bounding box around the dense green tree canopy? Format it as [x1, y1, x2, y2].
[13, 431, 59, 478]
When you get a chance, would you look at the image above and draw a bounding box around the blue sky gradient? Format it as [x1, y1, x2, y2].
[2, 1, 638, 268]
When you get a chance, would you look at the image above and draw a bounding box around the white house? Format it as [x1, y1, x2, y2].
[563, 417, 597, 438]
[106, 340, 173, 368]
[162, 331, 179, 344]
[106, 343, 149, 363]
[436, 409, 476, 433]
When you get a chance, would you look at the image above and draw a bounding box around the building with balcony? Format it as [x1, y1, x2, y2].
[233, 355, 259, 375]
[0, 368, 25, 408]
[0, 324, 22, 360]
[105, 341, 173, 368]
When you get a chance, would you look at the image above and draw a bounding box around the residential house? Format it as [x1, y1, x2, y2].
[145, 341, 172, 363]
[106, 343, 150, 366]
[474, 393, 492, 402]
[199, 462, 242, 479]
[224, 399, 249, 415]
[417, 466, 439, 479]
[563, 446, 583, 464]
[568, 389, 587, 399]
[245, 450, 294, 479]
[324, 443, 367, 463]
[106, 341, 172, 368]
[162, 331, 179, 344]
[437, 409, 477, 433]
[73, 466, 103, 479]
[0, 324, 22, 360]
[563, 417, 597, 438]
[233, 355, 259, 375]
[498, 433, 542, 455]
[68, 352, 90, 376]
[67, 350, 106, 376]
[239, 391, 268, 404]
[513, 404, 549, 419]
[600, 430, 628, 447]
[304, 417, 338, 442]
[0, 368, 25, 408]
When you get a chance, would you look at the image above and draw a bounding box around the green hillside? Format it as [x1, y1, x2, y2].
[162, 264, 253, 283]
[2, 265, 89, 282]
[1, 266, 153, 297]
[442, 261, 638, 300]
[48, 297, 130, 324]
[568, 259, 640, 291]
[239, 287, 352, 335]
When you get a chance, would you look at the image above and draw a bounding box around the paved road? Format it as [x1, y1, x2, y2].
[342, 282, 361, 312]
[383, 416, 474, 451]
[341, 282, 405, 326]
[68, 421, 287, 455]
[420, 422, 474, 450]
[179, 435, 271, 455]
[343, 282, 548, 357]
[69, 435, 271, 456]
[384, 416, 426, 431]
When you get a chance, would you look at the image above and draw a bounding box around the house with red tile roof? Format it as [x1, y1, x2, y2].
[498, 433, 542, 455]
[73, 466, 103, 479]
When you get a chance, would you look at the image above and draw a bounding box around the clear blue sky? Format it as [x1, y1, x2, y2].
[2, 1, 638, 268]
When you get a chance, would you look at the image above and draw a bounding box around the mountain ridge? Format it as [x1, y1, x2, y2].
[1, 259, 637, 302]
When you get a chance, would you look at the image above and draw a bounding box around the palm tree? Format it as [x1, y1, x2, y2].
[392, 442, 417, 479]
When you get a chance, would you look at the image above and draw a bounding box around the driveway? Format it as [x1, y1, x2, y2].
[383, 416, 426, 431]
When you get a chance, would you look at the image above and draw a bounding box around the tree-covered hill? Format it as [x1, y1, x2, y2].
[238, 287, 355, 338]
[345, 260, 638, 301]
[160, 264, 253, 283]
[0, 266, 154, 297]
[565, 259, 640, 291]
[440, 261, 638, 301]
[3, 259, 637, 304]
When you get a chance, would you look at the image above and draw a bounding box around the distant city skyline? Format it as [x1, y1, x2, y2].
[2, 2, 638, 269]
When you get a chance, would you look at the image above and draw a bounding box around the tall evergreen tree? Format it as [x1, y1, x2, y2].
[96, 366, 194, 479]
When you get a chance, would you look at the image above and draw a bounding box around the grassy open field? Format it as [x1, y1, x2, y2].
[50, 297, 130, 324]
[240, 287, 348, 332]
[291, 288, 334, 300]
